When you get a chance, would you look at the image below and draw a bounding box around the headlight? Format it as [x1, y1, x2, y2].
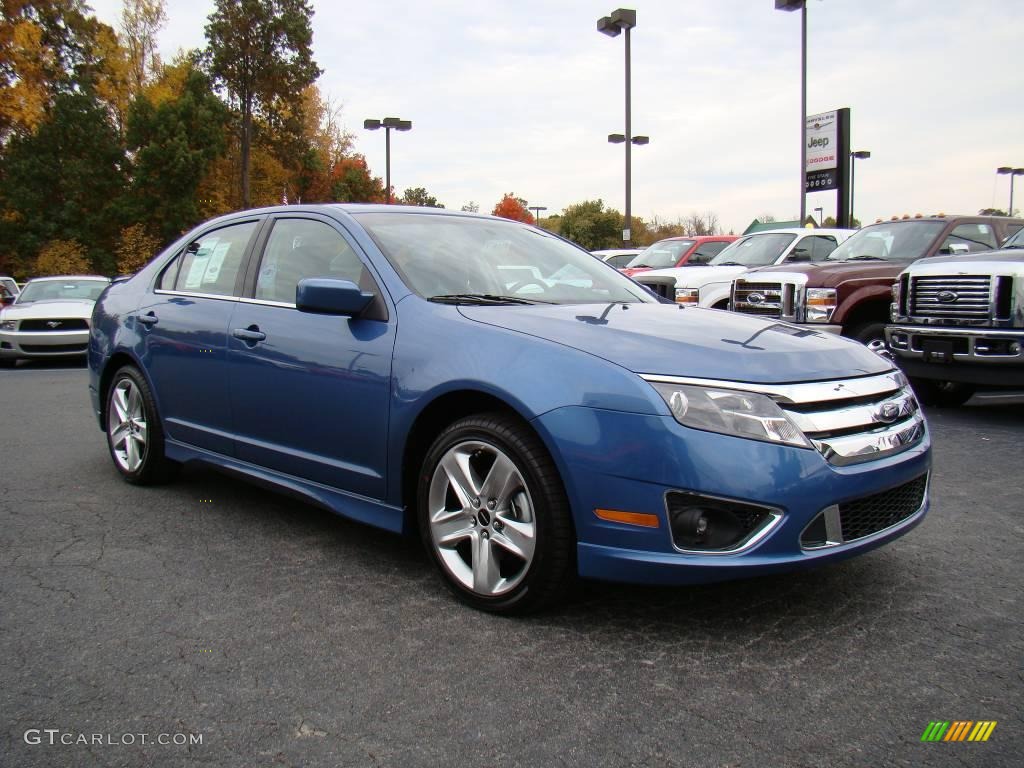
[804, 288, 837, 323]
[675, 288, 699, 305]
[650, 382, 811, 448]
[0, 319, 16, 331]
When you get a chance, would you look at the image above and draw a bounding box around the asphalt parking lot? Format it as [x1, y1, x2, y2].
[1, 362, 1021, 767]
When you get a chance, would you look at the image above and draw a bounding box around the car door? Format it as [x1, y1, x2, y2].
[136, 218, 262, 455]
[226, 214, 395, 499]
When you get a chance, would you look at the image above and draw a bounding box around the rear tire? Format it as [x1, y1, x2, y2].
[105, 365, 178, 484]
[417, 412, 575, 614]
[909, 377, 975, 408]
[848, 321, 888, 355]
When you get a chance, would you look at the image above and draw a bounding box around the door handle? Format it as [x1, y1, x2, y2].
[232, 326, 266, 344]
[137, 312, 158, 326]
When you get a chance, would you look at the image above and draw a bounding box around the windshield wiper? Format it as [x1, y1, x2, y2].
[427, 293, 552, 305]
[713, 261, 745, 266]
[630, 263, 652, 268]
[843, 255, 887, 261]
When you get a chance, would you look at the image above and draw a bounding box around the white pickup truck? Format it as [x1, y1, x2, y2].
[634, 228, 854, 308]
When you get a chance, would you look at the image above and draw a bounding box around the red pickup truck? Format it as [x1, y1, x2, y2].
[730, 215, 1024, 350]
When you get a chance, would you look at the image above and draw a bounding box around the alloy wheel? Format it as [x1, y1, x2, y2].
[108, 378, 148, 473]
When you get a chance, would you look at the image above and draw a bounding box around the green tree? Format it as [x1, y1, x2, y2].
[0, 90, 127, 274]
[120, 0, 167, 94]
[557, 200, 622, 250]
[205, 0, 321, 208]
[126, 63, 229, 241]
[401, 187, 443, 208]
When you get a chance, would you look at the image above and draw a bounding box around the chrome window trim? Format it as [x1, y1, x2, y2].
[238, 297, 295, 309]
[640, 370, 903, 405]
[153, 289, 241, 303]
[800, 474, 930, 551]
[663, 490, 785, 556]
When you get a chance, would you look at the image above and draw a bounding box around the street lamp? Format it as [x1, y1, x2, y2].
[363, 117, 412, 204]
[996, 167, 1024, 217]
[813, 207, 823, 227]
[528, 205, 547, 226]
[597, 8, 645, 246]
[775, 0, 807, 224]
[850, 150, 871, 225]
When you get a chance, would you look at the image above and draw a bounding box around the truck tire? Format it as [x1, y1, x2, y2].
[909, 378, 975, 408]
[847, 322, 888, 355]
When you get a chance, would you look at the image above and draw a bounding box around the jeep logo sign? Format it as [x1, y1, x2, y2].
[805, 110, 838, 172]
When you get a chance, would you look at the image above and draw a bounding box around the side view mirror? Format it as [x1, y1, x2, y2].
[788, 248, 812, 262]
[296, 277, 374, 317]
[939, 243, 970, 256]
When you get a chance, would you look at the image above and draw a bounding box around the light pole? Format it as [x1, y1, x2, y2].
[997, 167, 1024, 217]
[598, 8, 646, 246]
[528, 205, 547, 226]
[850, 150, 871, 225]
[775, 0, 807, 224]
[363, 117, 412, 204]
[813, 207, 823, 227]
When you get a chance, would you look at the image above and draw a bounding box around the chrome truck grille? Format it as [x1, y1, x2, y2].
[642, 370, 925, 466]
[731, 281, 785, 317]
[909, 275, 991, 320]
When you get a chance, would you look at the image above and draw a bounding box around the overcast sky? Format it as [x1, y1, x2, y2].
[87, 0, 1024, 234]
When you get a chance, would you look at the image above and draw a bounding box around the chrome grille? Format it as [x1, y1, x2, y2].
[909, 275, 991, 320]
[733, 281, 783, 317]
[641, 371, 926, 467]
[17, 318, 90, 332]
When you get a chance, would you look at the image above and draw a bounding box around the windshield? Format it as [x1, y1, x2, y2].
[355, 213, 655, 305]
[17, 278, 108, 303]
[625, 240, 695, 269]
[709, 233, 796, 267]
[825, 221, 945, 262]
[1003, 228, 1024, 249]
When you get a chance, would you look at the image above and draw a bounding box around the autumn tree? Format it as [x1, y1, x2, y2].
[556, 200, 622, 250]
[401, 187, 443, 208]
[120, 0, 166, 95]
[115, 223, 162, 273]
[205, 0, 321, 208]
[35, 238, 91, 275]
[492, 193, 533, 223]
[683, 211, 720, 236]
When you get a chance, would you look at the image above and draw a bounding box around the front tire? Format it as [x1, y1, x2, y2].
[105, 365, 177, 484]
[417, 412, 574, 614]
[848, 321, 889, 355]
[909, 377, 975, 407]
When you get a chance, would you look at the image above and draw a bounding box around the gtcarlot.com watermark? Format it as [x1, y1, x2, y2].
[24, 729, 202, 747]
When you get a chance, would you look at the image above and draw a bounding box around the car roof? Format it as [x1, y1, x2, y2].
[743, 227, 854, 236]
[24, 275, 110, 283]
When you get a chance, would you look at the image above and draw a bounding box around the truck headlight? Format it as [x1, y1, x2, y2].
[649, 382, 811, 448]
[805, 288, 837, 323]
[675, 288, 699, 305]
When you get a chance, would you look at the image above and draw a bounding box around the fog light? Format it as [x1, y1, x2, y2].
[666, 491, 776, 552]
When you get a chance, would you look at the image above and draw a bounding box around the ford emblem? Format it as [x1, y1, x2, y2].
[875, 401, 901, 424]
[936, 290, 958, 303]
[747, 293, 765, 304]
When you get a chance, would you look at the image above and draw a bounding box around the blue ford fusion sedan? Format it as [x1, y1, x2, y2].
[89, 205, 931, 613]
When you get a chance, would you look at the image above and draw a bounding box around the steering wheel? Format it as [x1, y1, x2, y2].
[504, 280, 546, 295]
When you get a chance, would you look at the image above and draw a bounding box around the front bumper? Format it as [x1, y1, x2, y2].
[886, 325, 1024, 386]
[0, 328, 90, 358]
[532, 406, 931, 586]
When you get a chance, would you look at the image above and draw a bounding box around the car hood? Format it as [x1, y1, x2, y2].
[637, 265, 748, 288]
[459, 303, 891, 383]
[4, 299, 96, 319]
[747, 261, 906, 287]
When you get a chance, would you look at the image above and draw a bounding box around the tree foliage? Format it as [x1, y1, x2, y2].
[555, 200, 622, 250]
[204, 0, 321, 208]
[35, 238, 90, 275]
[401, 187, 443, 208]
[115, 223, 161, 274]
[492, 193, 533, 224]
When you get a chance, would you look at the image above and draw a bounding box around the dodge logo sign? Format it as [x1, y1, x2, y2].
[936, 290, 959, 303]
[746, 293, 765, 304]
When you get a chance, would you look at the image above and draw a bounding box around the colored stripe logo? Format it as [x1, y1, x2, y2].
[921, 721, 997, 742]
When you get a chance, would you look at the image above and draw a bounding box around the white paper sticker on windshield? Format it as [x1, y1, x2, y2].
[202, 242, 231, 284]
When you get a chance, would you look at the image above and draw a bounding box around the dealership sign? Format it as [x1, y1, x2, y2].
[805, 109, 843, 193]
